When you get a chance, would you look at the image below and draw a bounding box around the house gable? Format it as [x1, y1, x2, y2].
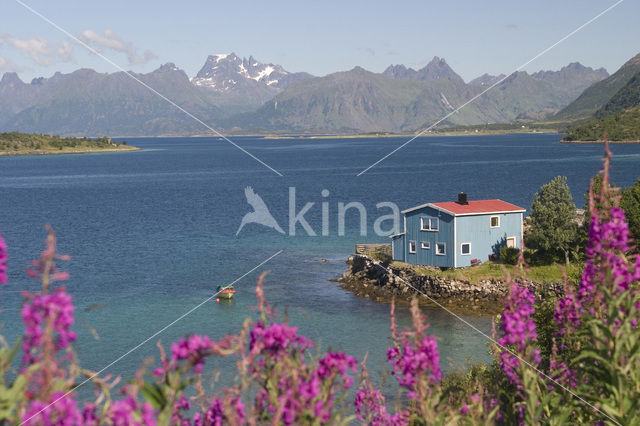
[403, 205, 455, 267]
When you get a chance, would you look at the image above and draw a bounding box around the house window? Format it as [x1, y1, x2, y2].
[421, 217, 438, 231]
[461, 243, 471, 255]
[421, 242, 430, 250]
[435, 242, 446, 255]
[506, 237, 516, 248]
[490, 216, 500, 228]
[409, 241, 416, 253]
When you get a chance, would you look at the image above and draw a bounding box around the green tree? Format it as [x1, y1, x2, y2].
[620, 178, 640, 253]
[526, 176, 578, 265]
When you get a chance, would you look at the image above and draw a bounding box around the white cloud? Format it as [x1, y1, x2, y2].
[2, 35, 50, 65]
[0, 34, 74, 66]
[79, 29, 156, 65]
[57, 40, 73, 62]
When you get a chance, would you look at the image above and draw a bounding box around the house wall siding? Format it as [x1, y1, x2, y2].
[404, 206, 454, 267]
[391, 235, 405, 261]
[454, 212, 523, 267]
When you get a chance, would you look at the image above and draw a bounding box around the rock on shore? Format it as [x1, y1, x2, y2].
[338, 255, 564, 316]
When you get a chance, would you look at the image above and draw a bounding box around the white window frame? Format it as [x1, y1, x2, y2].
[409, 240, 416, 253]
[421, 217, 439, 231]
[421, 241, 430, 250]
[506, 237, 516, 248]
[435, 242, 446, 256]
[461, 243, 471, 255]
[490, 215, 500, 228]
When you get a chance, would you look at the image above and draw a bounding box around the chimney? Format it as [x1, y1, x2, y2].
[457, 192, 468, 205]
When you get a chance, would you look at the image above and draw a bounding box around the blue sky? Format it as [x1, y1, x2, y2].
[1, 0, 638, 82]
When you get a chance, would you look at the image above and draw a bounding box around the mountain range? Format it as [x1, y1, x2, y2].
[555, 53, 640, 121]
[233, 59, 608, 133]
[562, 56, 640, 142]
[0, 54, 610, 136]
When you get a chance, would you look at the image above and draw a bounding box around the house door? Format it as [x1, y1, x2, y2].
[506, 237, 516, 248]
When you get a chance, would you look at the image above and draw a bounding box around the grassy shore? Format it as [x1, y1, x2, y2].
[0, 132, 140, 156]
[390, 260, 582, 284]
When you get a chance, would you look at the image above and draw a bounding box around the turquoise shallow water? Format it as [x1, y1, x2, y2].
[0, 134, 639, 390]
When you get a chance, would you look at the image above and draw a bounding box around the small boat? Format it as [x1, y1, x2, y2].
[216, 285, 236, 299]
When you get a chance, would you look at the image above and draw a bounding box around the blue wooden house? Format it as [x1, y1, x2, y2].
[391, 194, 525, 268]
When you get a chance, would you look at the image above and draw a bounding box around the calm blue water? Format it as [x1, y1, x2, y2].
[1, 134, 639, 389]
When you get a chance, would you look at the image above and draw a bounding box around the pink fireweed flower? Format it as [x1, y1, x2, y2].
[299, 352, 357, 421]
[21, 287, 77, 364]
[549, 356, 578, 389]
[555, 203, 640, 334]
[107, 396, 156, 426]
[0, 230, 8, 285]
[81, 403, 100, 426]
[22, 391, 82, 425]
[25, 226, 71, 287]
[248, 344, 355, 423]
[249, 321, 313, 357]
[354, 359, 402, 425]
[171, 395, 192, 426]
[498, 282, 540, 387]
[200, 397, 225, 426]
[194, 395, 244, 425]
[460, 393, 480, 416]
[170, 334, 212, 373]
[387, 336, 442, 397]
[316, 351, 358, 386]
[387, 298, 442, 400]
[354, 388, 408, 425]
[499, 283, 537, 352]
[233, 396, 246, 423]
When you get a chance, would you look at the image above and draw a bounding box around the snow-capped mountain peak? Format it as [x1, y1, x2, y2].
[191, 53, 311, 92]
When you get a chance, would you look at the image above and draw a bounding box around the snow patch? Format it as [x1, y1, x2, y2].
[238, 62, 248, 77]
[440, 93, 454, 110]
[192, 77, 217, 88]
[250, 65, 274, 81]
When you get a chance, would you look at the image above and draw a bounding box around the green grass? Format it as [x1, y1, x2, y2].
[391, 260, 582, 284]
[0, 132, 138, 155]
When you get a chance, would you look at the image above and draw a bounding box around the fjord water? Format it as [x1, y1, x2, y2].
[1, 134, 639, 385]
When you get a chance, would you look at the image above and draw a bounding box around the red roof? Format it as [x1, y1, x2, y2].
[430, 199, 525, 216]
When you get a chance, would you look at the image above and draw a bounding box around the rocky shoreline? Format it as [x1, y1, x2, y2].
[338, 255, 565, 316]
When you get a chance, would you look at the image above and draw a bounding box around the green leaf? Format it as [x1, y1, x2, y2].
[139, 382, 168, 410]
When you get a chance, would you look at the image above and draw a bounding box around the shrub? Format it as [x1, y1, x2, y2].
[499, 246, 520, 265]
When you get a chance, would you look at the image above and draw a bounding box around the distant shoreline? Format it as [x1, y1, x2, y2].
[104, 129, 559, 139]
[560, 140, 640, 144]
[261, 130, 559, 140]
[0, 147, 142, 157]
